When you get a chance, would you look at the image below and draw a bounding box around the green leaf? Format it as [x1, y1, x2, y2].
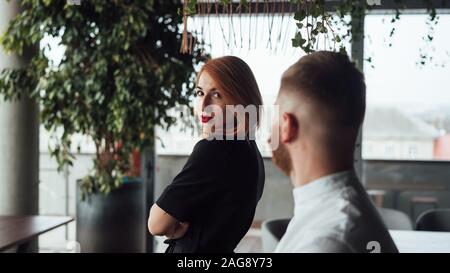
[294, 10, 306, 22]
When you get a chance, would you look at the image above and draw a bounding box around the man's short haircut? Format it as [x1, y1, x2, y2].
[281, 51, 366, 129]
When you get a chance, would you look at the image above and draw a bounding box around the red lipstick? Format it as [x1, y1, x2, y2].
[201, 115, 213, 123]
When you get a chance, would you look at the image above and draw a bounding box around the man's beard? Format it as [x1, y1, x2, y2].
[271, 141, 292, 176]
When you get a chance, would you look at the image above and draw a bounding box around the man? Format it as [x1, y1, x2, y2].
[269, 51, 398, 253]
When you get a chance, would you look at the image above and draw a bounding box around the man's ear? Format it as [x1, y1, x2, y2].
[280, 112, 299, 143]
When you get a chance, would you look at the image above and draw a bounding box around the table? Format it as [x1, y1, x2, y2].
[0, 215, 74, 252]
[390, 230, 450, 253]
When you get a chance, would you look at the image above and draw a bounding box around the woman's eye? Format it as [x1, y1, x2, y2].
[196, 90, 204, 97]
[212, 92, 221, 99]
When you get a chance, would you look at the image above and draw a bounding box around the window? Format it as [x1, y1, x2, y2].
[408, 145, 418, 158]
[385, 145, 395, 157]
[362, 14, 450, 161]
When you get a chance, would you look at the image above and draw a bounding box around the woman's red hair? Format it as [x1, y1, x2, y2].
[197, 56, 263, 128]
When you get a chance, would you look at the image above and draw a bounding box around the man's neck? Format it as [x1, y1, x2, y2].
[289, 148, 354, 188]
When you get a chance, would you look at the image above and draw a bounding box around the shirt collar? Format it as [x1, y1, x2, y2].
[292, 169, 357, 205]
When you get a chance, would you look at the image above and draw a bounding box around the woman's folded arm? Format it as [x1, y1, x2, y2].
[148, 203, 189, 238]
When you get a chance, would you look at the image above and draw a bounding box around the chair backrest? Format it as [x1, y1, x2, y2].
[415, 209, 450, 232]
[377, 208, 413, 230]
[261, 218, 291, 253]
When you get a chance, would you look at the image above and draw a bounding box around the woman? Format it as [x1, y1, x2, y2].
[147, 56, 265, 253]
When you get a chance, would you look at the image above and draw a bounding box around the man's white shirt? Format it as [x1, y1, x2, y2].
[274, 169, 398, 253]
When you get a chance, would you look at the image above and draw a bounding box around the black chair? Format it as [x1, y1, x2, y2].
[261, 218, 291, 253]
[415, 209, 450, 232]
[409, 196, 439, 220]
[377, 208, 413, 230]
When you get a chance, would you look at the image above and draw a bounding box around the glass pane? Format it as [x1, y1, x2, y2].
[363, 14, 450, 161]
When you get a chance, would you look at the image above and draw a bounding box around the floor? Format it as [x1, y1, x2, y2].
[235, 228, 263, 253]
[235, 221, 263, 253]
[38, 221, 265, 253]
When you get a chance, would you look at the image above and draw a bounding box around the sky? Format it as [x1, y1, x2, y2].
[364, 14, 450, 111]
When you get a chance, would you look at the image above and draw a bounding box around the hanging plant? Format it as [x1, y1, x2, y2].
[180, 0, 441, 65]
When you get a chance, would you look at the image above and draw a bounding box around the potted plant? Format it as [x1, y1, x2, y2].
[0, 0, 206, 252]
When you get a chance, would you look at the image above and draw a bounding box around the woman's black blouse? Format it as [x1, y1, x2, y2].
[156, 138, 265, 253]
